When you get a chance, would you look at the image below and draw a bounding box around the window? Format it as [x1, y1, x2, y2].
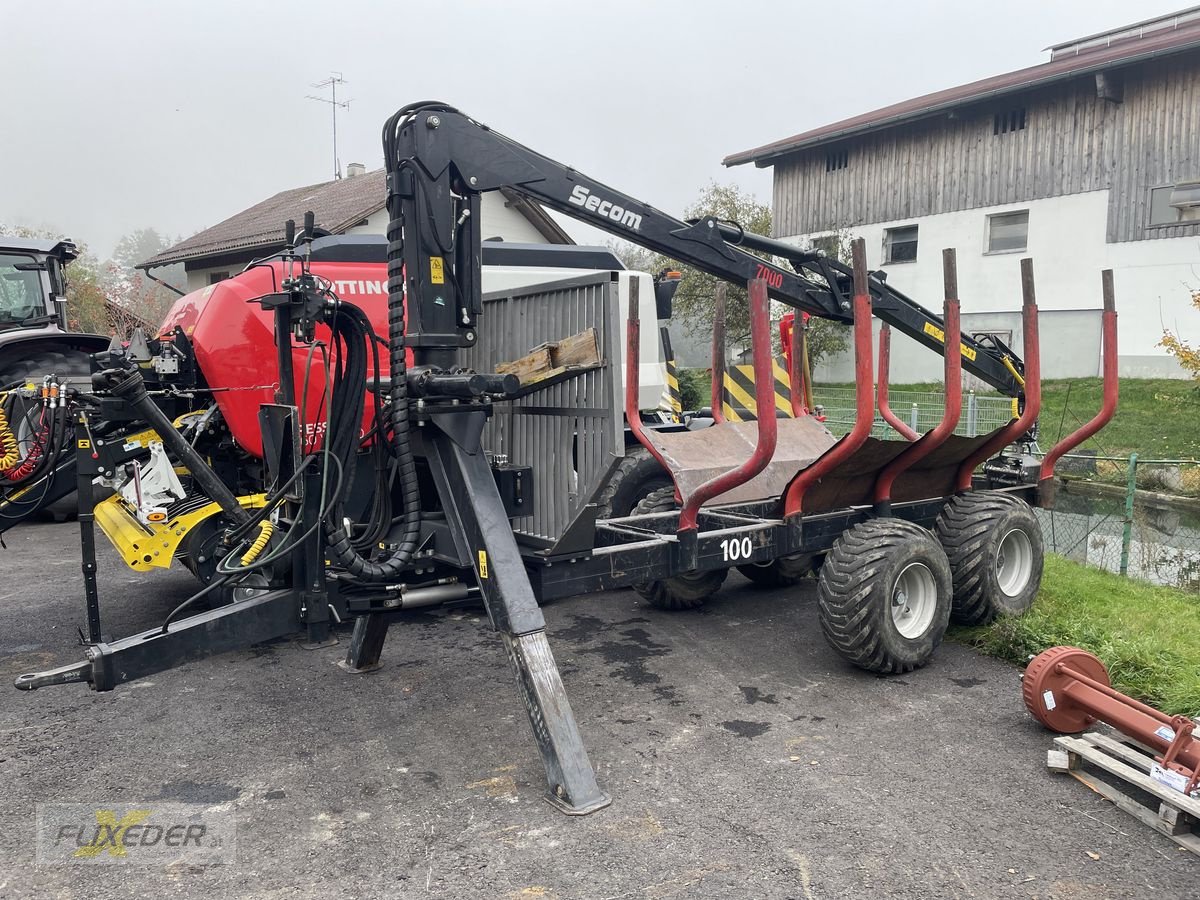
[1150, 186, 1178, 225]
[993, 108, 1027, 135]
[825, 148, 848, 172]
[810, 234, 840, 258]
[0, 254, 42, 324]
[884, 225, 918, 264]
[987, 211, 1028, 253]
[208, 271, 230, 285]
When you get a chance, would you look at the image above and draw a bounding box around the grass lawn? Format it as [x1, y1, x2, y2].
[951, 554, 1200, 716]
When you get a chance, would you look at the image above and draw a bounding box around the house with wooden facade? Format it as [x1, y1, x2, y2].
[725, 7, 1200, 381]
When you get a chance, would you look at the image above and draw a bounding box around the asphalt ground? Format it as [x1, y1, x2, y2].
[0, 519, 1197, 899]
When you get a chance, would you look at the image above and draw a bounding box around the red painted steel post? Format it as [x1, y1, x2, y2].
[1023, 646, 1200, 793]
[787, 312, 806, 418]
[1039, 270, 1118, 488]
[873, 249, 963, 512]
[711, 283, 727, 424]
[954, 257, 1041, 492]
[679, 279, 778, 531]
[783, 238, 874, 519]
[877, 325, 919, 441]
[625, 278, 679, 502]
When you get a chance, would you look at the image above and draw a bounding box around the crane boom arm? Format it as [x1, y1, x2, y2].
[386, 103, 1024, 397]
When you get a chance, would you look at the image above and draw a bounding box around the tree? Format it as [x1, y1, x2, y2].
[1160, 287, 1200, 381]
[608, 182, 848, 367]
[110, 227, 185, 325]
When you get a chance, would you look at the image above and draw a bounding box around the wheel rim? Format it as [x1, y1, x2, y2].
[891, 562, 937, 639]
[995, 528, 1034, 597]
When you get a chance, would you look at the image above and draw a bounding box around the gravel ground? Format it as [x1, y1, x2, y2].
[0, 520, 1196, 899]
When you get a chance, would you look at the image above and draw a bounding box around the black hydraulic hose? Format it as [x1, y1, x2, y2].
[93, 365, 251, 526]
[317, 105, 450, 583]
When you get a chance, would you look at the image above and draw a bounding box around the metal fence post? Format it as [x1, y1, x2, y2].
[910, 403, 919, 434]
[1120, 452, 1138, 577]
[967, 391, 978, 437]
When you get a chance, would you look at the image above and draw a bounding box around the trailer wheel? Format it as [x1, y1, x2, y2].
[631, 485, 727, 610]
[817, 519, 952, 674]
[935, 492, 1043, 625]
[595, 447, 672, 519]
[737, 554, 814, 587]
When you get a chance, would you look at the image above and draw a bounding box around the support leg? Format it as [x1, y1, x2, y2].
[426, 419, 610, 814]
[341, 613, 389, 673]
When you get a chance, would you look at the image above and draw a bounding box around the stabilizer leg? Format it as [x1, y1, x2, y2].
[426, 419, 610, 814]
[341, 613, 389, 673]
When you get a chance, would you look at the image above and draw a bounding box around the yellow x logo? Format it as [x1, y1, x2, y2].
[73, 809, 152, 858]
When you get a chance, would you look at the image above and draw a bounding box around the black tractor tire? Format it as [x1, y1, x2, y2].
[595, 446, 673, 519]
[631, 485, 727, 610]
[737, 553, 815, 587]
[935, 492, 1044, 626]
[0, 349, 92, 522]
[817, 518, 952, 674]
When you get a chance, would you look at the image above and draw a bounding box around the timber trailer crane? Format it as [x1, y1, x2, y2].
[13, 102, 1119, 815]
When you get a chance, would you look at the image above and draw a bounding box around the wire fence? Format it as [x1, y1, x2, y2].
[1036, 455, 1200, 594]
[813, 386, 1015, 439]
[814, 387, 1200, 594]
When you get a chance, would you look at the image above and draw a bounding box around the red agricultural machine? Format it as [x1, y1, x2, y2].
[5, 102, 1118, 813]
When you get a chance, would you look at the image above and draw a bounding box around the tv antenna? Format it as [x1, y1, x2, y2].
[306, 73, 351, 180]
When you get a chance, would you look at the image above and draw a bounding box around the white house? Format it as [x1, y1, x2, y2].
[724, 7, 1200, 382]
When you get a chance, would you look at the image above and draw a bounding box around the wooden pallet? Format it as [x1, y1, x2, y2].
[1048, 730, 1200, 856]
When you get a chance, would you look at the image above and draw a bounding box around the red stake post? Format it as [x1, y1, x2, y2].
[954, 257, 1041, 492]
[625, 278, 681, 503]
[710, 284, 727, 424]
[874, 249, 963, 512]
[1039, 270, 1118, 491]
[877, 325, 919, 441]
[783, 238, 874, 519]
[679, 279, 778, 531]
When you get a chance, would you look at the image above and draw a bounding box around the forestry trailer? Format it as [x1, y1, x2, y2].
[7, 102, 1118, 814]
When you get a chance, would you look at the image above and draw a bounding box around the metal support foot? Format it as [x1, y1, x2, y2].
[503, 630, 611, 814]
[339, 613, 389, 673]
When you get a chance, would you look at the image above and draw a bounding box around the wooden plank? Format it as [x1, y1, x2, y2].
[496, 328, 600, 387]
[496, 346, 553, 382]
[1084, 731, 1156, 773]
[1055, 736, 1200, 817]
[1066, 768, 1200, 854]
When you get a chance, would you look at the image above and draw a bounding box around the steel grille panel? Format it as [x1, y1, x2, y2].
[460, 273, 622, 544]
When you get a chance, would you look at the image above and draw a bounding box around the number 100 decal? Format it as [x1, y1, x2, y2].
[720, 536, 754, 562]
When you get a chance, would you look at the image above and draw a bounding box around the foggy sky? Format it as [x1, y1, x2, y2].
[2, 0, 1170, 259]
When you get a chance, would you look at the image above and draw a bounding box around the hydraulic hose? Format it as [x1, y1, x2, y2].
[319, 104, 450, 583]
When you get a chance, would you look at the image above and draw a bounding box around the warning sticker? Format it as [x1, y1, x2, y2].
[921, 321, 978, 361]
[1042, 690, 1056, 711]
[477, 550, 488, 579]
[430, 257, 445, 284]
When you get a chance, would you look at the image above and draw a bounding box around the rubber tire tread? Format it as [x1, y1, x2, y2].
[817, 518, 952, 674]
[737, 554, 813, 587]
[934, 492, 1044, 626]
[632, 485, 727, 610]
[594, 447, 672, 519]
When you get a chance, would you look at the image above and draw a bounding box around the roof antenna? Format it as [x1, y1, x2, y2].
[306, 72, 352, 181]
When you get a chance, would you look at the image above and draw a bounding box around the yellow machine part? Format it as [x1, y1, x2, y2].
[94, 492, 267, 572]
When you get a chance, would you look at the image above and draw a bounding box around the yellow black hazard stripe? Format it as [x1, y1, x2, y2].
[721, 357, 794, 422]
[660, 358, 683, 421]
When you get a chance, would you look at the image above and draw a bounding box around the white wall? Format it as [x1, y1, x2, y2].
[348, 195, 548, 244]
[787, 190, 1196, 380]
